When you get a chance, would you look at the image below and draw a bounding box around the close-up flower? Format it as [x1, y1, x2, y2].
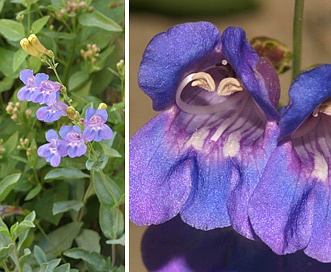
[82, 108, 113, 142]
[59, 125, 87, 158]
[130, 21, 281, 238]
[36, 101, 68, 122]
[37, 129, 66, 167]
[249, 64, 331, 263]
[17, 69, 61, 105]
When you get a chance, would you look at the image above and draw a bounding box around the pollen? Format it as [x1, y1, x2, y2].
[217, 77, 243, 96]
[191, 72, 216, 92]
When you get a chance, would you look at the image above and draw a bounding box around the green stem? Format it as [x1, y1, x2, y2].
[292, 0, 305, 80]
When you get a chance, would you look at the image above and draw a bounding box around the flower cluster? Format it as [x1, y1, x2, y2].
[17, 69, 113, 167]
[130, 21, 331, 263]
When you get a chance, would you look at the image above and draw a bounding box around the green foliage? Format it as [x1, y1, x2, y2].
[0, 0, 125, 270]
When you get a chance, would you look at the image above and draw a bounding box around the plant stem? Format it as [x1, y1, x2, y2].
[292, 0, 305, 80]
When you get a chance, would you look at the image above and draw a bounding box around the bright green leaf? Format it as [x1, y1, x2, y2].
[25, 183, 42, 201]
[44, 168, 89, 180]
[99, 205, 123, 239]
[0, 19, 24, 41]
[78, 10, 122, 32]
[75, 229, 100, 253]
[13, 49, 27, 72]
[39, 222, 83, 259]
[92, 170, 122, 207]
[0, 243, 15, 262]
[19, 248, 31, 269]
[0, 218, 10, 238]
[52, 200, 83, 215]
[68, 71, 89, 91]
[106, 234, 125, 246]
[34, 245, 47, 265]
[31, 15, 50, 34]
[0, 173, 21, 202]
[0, 77, 14, 93]
[54, 263, 71, 272]
[64, 248, 109, 272]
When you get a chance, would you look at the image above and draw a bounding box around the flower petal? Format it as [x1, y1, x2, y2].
[138, 21, 221, 111]
[249, 142, 313, 255]
[221, 27, 280, 121]
[129, 109, 193, 225]
[279, 64, 331, 139]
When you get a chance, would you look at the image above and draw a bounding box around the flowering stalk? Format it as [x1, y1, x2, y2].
[292, 0, 305, 80]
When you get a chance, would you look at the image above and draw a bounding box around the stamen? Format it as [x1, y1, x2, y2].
[191, 72, 215, 92]
[217, 77, 243, 96]
[221, 59, 228, 66]
[312, 98, 331, 117]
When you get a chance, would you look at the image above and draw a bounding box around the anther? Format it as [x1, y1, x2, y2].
[191, 72, 215, 92]
[217, 77, 243, 96]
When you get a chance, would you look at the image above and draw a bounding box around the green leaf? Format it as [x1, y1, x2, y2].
[54, 264, 71, 272]
[99, 205, 123, 239]
[0, 77, 14, 93]
[38, 222, 83, 259]
[52, 200, 83, 215]
[0, 173, 21, 202]
[3, 131, 19, 155]
[44, 168, 89, 180]
[0, 218, 10, 238]
[11, 211, 35, 240]
[13, 49, 28, 72]
[92, 170, 122, 207]
[68, 71, 89, 91]
[64, 248, 109, 272]
[39, 259, 61, 272]
[106, 234, 125, 246]
[75, 229, 100, 253]
[31, 15, 50, 34]
[78, 10, 122, 32]
[0, 0, 5, 13]
[19, 248, 31, 269]
[0, 243, 15, 262]
[25, 183, 42, 201]
[34, 245, 47, 265]
[0, 19, 24, 41]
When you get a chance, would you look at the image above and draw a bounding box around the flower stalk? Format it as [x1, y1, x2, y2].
[292, 0, 305, 80]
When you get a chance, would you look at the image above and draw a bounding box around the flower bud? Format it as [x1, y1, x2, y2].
[28, 34, 55, 58]
[66, 106, 80, 120]
[20, 38, 42, 57]
[98, 103, 108, 110]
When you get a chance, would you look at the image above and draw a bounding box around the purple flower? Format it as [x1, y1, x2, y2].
[59, 125, 87, 158]
[36, 101, 68, 122]
[82, 108, 113, 142]
[249, 65, 331, 263]
[17, 69, 61, 105]
[130, 22, 280, 238]
[37, 129, 66, 167]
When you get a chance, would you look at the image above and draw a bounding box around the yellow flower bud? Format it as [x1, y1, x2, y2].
[28, 34, 54, 58]
[66, 106, 80, 120]
[20, 38, 41, 57]
[98, 103, 108, 110]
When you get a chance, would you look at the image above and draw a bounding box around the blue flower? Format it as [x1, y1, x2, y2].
[249, 65, 331, 262]
[59, 125, 87, 158]
[37, 129, 66, 167]
[36, 101, 68, 122]
[82, 108, 113, 142]
[130, 22, 280, 238]
[17, 69, 61, 105]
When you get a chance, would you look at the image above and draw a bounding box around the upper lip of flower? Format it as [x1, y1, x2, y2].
[138, 22, 280, 121]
